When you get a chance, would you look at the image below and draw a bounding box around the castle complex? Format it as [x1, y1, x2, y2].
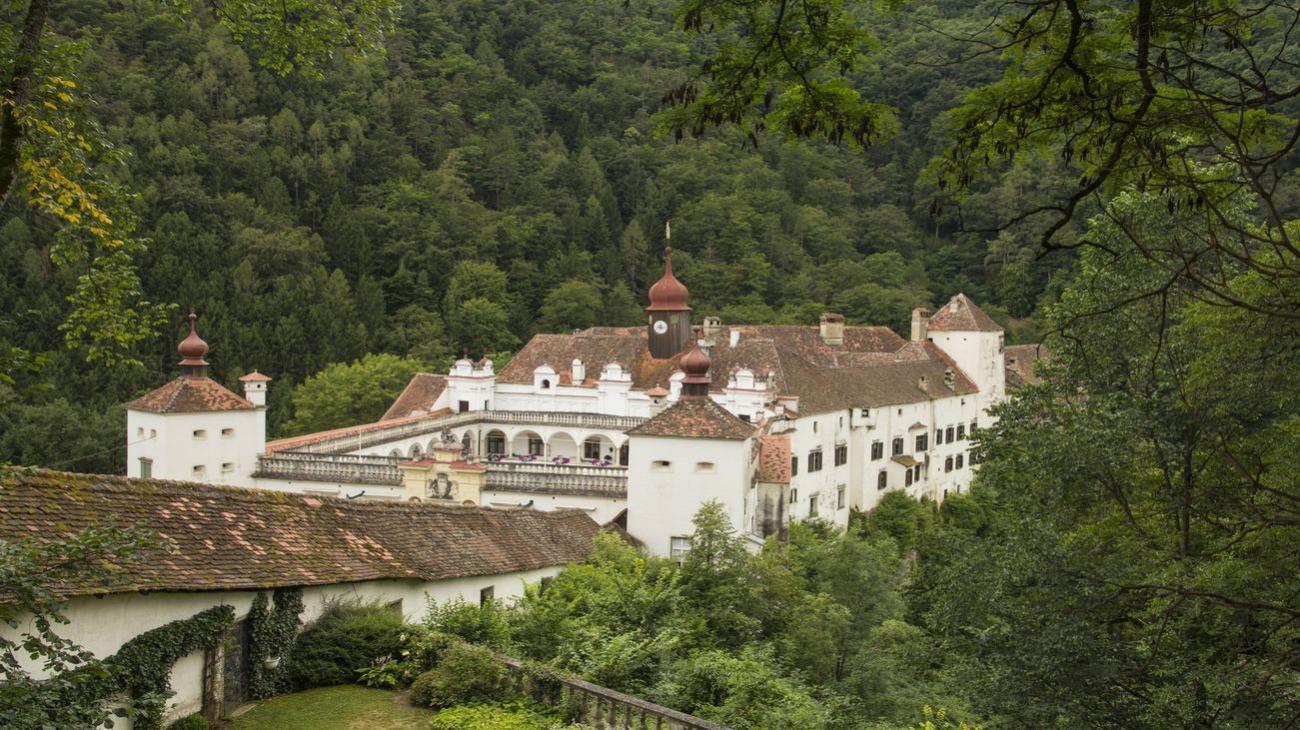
[125, 250, 1040, 556]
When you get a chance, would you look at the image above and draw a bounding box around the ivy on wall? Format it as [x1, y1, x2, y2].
[247, 588, 304, 699]
[57, 604, 235, 729]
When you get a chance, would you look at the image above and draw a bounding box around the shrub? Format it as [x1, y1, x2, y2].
[425, 596, 511, 649]
[285, 600, 407, 690]
[427, 703, 564, 730]
[166, 714, 208, 730]
[408, 642, 505, 708]
[404, 627, 462, 671]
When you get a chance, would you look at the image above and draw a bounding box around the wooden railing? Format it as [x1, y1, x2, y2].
[496, 655, 726, 730]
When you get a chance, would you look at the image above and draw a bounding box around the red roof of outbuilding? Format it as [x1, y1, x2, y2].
[124, 377, 255, 414]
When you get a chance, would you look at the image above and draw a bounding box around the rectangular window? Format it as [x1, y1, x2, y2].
[957, 424, 966, 440]
[651, 460, 672, 472]
[892, 437, 904, 456]
[834, 444, 847, 466]
[791, 456, 798, 476]
[914, 464, 922, 482]
[905, 468, 914, 487]
[528, 437, 544, 456]
[970, 420, 978, 435]
[945, 426, 955, 442]
[956, 454, 965, 469]
[479, 586, 495, 606]
[837, 484, 846, 510]
[386, 599, 404, 616]
[192, 465, 206, 479]
[670, 536, 691, 561]
[192, 429, 207, 440]
[809, 494, 818, 517]
[936, 429, 944, 445]
[860, 408, 870, 418]
[221, 428, 234, 438]
[871, 441, 883, 460]
[221, 462, 234, 473]
[583, 440, 601, 459]
[877, 471, 888, 491]
[945, 456, 954, 473]
[739, 414, 751, 423]
[695, 462, 716, 473]
[487, 434, 506, 455]
[789, 487, 798, 504]
[139, 458, 152, 479]
[458, 400, 470, 413]
[807, 450, 823, 472]
[915, 433, 928, 452]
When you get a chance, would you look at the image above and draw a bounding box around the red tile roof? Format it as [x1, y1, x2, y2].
[627, 398, 755, 440]
[239, 371, 272, 383]
[927, 293, 1003, 332]
[1004, 343, 1050, 388]
[381, 373, 448, 421]
[124, 377, 255, 414]
[757, 435, 792, 483]
[0, 469, 601, 597]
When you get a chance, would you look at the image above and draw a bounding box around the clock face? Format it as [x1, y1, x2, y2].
[653, 320, 668, 334]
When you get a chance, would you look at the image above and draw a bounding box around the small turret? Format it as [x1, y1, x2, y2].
[177, 311, 209, 377]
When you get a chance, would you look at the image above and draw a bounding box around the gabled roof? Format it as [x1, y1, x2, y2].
[382, 373, 448, 421]
[0, 469, 601, 597]
[627, 398, 755, 440]
[927, 293, 1003, 332]
[757, 435, 792, 483]
[124, 377, 255, 414]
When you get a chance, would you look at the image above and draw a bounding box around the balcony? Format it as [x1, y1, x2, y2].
[485, 461, 627, 498]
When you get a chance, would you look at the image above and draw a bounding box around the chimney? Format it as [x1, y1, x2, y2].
[910, 307, 930, 341]
[239, 371, 272, 408]
[820, 313, 844, 346]
[702, 316, 723, 341]
[571, 358, 585, 384]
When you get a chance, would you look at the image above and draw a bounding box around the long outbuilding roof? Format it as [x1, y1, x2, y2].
[0, 469, 601, 597]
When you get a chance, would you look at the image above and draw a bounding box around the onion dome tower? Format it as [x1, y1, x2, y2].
[177, 310, 210, 377]
[646, 246, 692, 359]
[678, 341, 712, 398]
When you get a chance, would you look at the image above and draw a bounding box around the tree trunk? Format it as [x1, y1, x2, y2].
[0, 0, 52, 207]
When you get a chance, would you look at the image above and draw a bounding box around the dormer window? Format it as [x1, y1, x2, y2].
[541, 379, 551, 389]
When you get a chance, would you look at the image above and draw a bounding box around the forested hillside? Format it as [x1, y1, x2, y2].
[0, 0, 1072, 470]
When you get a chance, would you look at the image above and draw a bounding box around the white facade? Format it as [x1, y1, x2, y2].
[625, 433, 753, 558]
[2, 568, 558, 727]
[126, 408, 265, 486]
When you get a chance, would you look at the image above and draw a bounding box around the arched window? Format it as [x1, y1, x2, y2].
[955, 454, 964, 469]
[944, 456, 953, 473]
[409, 443, 423, 459]
[462, 433, 473, 456]
[389, 449, 402, 458]
[541, 379, 551, 389]
[877, 471, 888, 491]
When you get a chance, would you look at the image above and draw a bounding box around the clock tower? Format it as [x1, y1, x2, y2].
[646, 246, 692, 359]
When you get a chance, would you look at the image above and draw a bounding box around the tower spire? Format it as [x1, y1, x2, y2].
[177, 309, 210, 377]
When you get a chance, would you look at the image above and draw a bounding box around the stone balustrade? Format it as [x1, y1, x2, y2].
[284, 410, 647, 456]
[497, 655, 726, 730]
[253, 453, 403, 486]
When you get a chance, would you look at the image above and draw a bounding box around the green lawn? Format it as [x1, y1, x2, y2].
[227, 685, 433, 729]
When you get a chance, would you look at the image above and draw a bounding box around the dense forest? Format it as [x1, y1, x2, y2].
[0, 0, 1072, 470]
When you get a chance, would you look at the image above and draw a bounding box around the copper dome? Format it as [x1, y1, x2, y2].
[646, 246, 691, 312]
[177, 310, 209, 373]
